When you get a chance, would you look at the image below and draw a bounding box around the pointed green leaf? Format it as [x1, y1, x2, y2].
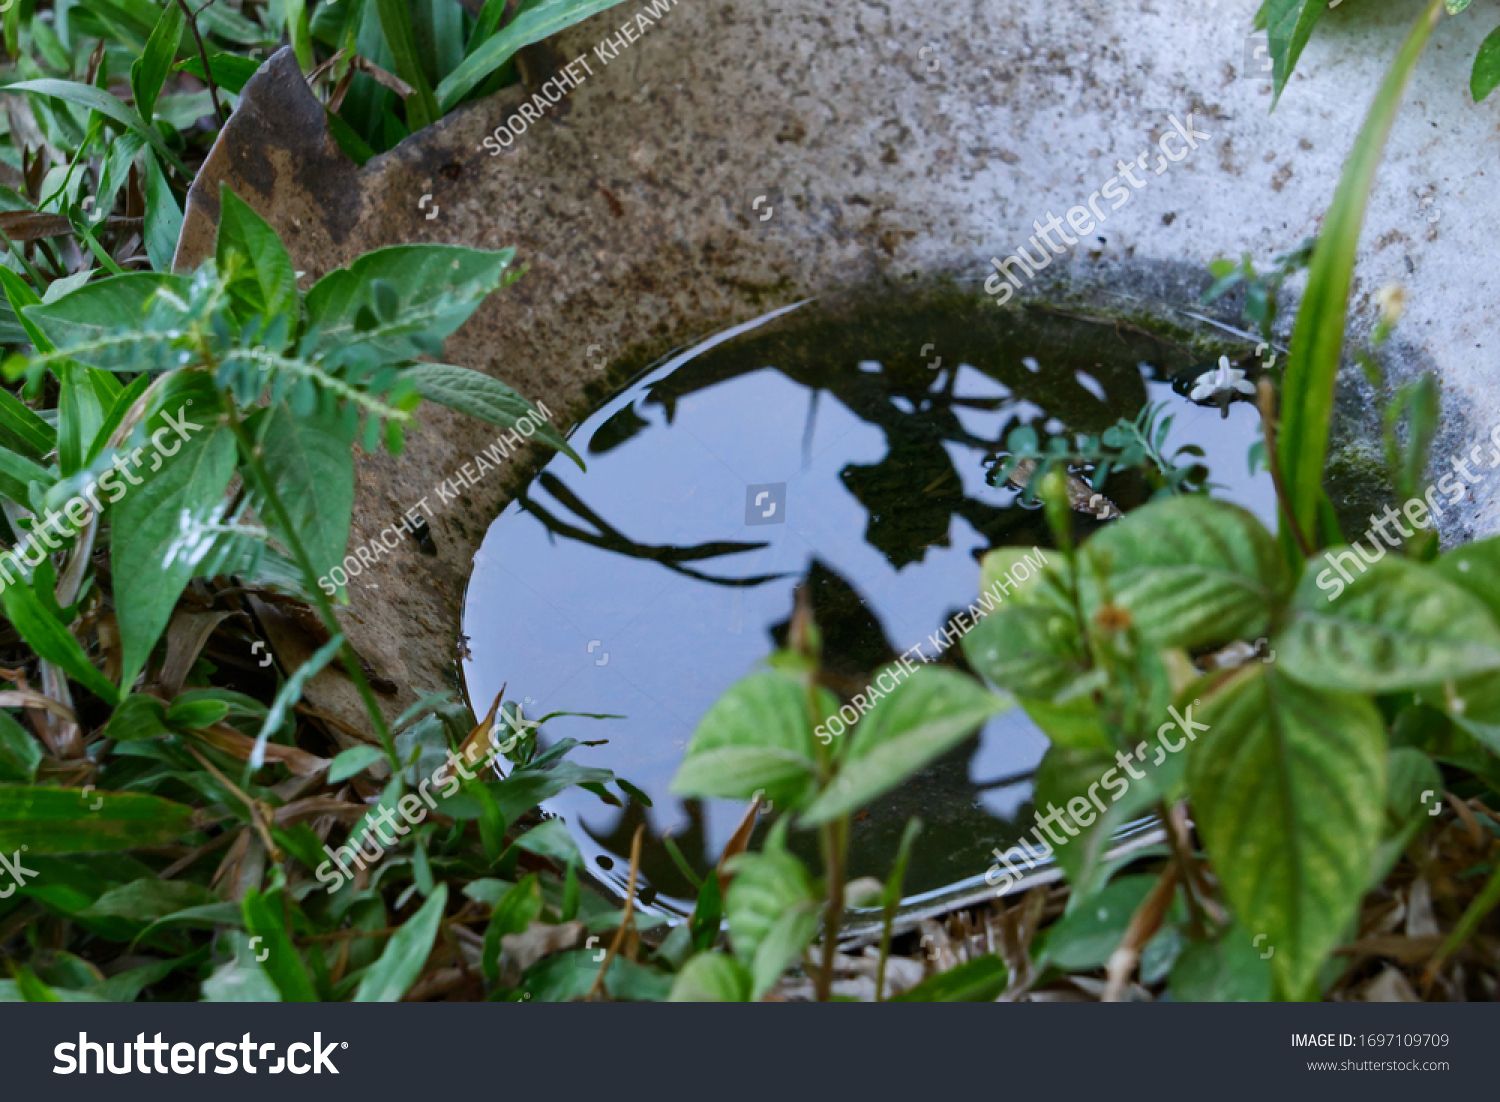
[671, 670, 821, 808]
[1187, 665, 1385, 997]
[354, 883, 447, 1001]
[0, 785, 195, 853]
[801, 666, 1003, 824]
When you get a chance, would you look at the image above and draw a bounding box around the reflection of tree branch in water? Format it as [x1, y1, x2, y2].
[516, 471, 793, 588]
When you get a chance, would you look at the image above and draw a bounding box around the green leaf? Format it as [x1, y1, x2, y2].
[724, 831, 818, 969]
[57, 361, 108, 477]
[112, 376, 235, 690]
[216, 186, 300, 348]
[164, 697, 230, 729]
[1431, 535, 1500, 624]
[1278, 556, 1500, 692]
[1277, 0, 1444, 550]
[300, 244, 515, 362]
[22, 272, 187, 357]
[748, 900, 819, 1000]
[671, 670, 821, 808]
[1027, 740, 1180, 901]
[688, 867, 723, 954]
[0, 710, 41, 783]
[1169, 925, 1274, 1001]
[481, 874, 541, 983]
[1473, 24, 1500, 101]
[241, 888, 317, 1002]
[1080, 497, 1287, 650]
[375, 0, 439, 129]
[174, 52, 264, 95]
[82, 878, 214, 922]
[1, 581, 119, 704]
[329, 744, 386, 783]
[407, 363, 582, 469]
[354, 883, 448, 1000]
[254, 401, 354, 583]
[668, 951, 751, 1001]
[11, 965, 63, 1002]
[0, 383, 57, 462]
[520, 949, 672, 1002]
[130, 0, 185, 123]
[142, 152, 183, 274]
[1187, 665, 1386, 997]
[890, 954, 1008, 1002]
[1265, 0, 1330, 106]
[1042, 874, 1160, 970]
[800, 666, 1004, 824]
[0, 441, 57, 506]
[5, 79, 189, 177]
[436, 0, 627, 110]
[100, 693, 171, 742]
[0, 785, 195, 853]
[962, 603, 1088, 698]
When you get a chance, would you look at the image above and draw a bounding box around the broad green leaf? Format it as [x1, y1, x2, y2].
[1473, 25, 1500, 101]
[23, 272, 188, 357]
[1017, 694, 1112, 752]
[890, 954, 1008, 1002]
[1277, 0, 1444, 550]
[100, 693, 172, 742]
[1265, 0, 1330, 106]
[1080, 496, 1286, 650]
[1042, 875, 1170, 971]
[0, 710, 41, 783]
[668, 951, 751, 1002]
[748, 900, 819, 1000]
[481, 874, 541, 983]
[801, 666, 1004, 824]
[130, 0, 185, 122]
[82, 878, 214, 922]
[164, 697, 230, 729]
[86, 373, 153, 466]
[724, 828, 818, 968]
[175, 52, 265, 94]
[407, 363, 582, 469]
[0, 785, 195, 853]
[510, 818, 580, 867]
[241, 888, 317, 1002]
[962, 602, 1087, 700]
[671, 670, 821, 808]
[300, 244, 515, 361]
[1169, 925, 1274, 1002]
[437, 0, 628, 110]
[1187, 665, 1385, 997]
[255, 401, 354, 583]
[1, 581, 119, 704]
[112, 375, 235, 690]
[354, 883, 448, 1001]
[1431, 535, 1500, 624]
[329, 744, 386, 783]
[216, 187, 300, 348]
[978, 546, 1049, 603]
[6, 79, 189, 176]
[1277, 556, 1500, 692]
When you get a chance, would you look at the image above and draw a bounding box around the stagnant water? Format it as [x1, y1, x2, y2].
[461, 292, 1275, 916]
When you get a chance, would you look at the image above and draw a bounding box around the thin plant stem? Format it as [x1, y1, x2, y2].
[816, 815, 848, 1002]
[176, 0, 227, 127]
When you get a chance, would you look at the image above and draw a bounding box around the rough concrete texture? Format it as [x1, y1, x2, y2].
[178, 0, 1499, 734]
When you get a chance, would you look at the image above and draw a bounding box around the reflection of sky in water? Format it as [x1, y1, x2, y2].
[463, 326, 1273, 911]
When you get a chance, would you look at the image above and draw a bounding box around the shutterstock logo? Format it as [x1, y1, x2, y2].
[54, 1033, 345, 1075]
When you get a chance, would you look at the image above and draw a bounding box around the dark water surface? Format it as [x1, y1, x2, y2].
[462, 292, 1274, 915]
